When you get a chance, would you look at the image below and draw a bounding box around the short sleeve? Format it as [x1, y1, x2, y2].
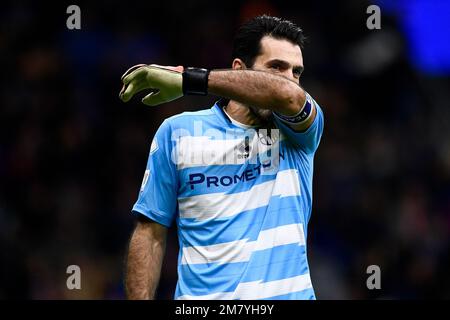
[273, 93, 324, 154]
[132, 120, 178, 227]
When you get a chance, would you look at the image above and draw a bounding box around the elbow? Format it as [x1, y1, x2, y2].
[275, 84, 306, 116]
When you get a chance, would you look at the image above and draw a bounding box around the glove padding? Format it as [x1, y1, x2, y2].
[119, 64, 184, 106]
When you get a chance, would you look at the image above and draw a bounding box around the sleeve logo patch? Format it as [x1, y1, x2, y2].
[150, 138, 159, 155]
[140, 169, 150, 191]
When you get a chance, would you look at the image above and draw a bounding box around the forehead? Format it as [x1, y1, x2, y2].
[256, 36, 303, 66]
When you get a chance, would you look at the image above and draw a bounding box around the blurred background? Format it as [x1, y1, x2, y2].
[1, 0, 450, 299]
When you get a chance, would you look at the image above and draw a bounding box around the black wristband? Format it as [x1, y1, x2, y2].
[182, 67, 210, 95]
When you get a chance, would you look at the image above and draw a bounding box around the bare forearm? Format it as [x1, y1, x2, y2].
[125, 220, 166, 300]
[208, 69, 305, 115]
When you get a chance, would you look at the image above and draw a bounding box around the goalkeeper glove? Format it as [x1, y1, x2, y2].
[120, 64, 184, 106]
[119, 64, 210, 106]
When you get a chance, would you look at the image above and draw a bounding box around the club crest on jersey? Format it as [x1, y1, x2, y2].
[258, 131, 276, 146]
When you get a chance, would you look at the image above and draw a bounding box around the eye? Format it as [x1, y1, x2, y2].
[270, 64, 281, 70]
[293, 69, 302, 78]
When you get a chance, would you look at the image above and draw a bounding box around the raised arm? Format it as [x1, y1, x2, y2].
[119, 64, 316, 131]
[208, 69, 305, 116]
[125, 215, 167, 300]
[208, 69, 316, 131]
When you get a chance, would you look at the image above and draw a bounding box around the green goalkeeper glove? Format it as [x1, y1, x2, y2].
[119, 64, 185, 106]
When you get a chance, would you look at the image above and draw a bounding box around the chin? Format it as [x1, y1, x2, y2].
[250, 106, 273, 122]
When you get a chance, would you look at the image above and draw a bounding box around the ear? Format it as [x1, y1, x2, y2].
[232, 58, 246, 70]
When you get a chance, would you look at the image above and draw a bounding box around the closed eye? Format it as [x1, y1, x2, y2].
[269, 64, 282, 71]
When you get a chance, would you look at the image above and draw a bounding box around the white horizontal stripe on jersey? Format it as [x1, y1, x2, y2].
[181, 223, 305, 265]
[177, 291, 234, 300]
[178, 169, 300, 221]
[174, 131, 283, 169]
[177, 273, 312, 300]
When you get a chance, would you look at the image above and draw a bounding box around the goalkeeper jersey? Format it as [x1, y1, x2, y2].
[132, 96, 324, 300]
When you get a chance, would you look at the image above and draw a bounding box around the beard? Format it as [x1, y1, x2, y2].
[248, 105, 274, 127]
[251, 107, 272, 120]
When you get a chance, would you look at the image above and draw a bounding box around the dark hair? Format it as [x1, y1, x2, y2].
[232, 15, 306, 67]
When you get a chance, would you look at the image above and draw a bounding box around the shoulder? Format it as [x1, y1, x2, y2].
[163, 108, 216, 131]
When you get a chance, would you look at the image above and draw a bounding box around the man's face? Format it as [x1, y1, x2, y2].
[252, 36, 304, 83]
[248, 36, 304, 120]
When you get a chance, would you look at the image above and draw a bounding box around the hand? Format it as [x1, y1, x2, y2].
[119, 64, 184, 106]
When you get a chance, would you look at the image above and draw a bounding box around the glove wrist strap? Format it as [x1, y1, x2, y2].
[182, 67, 210, 95]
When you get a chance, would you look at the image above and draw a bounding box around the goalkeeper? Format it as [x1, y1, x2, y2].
[122, 15, 324, 300]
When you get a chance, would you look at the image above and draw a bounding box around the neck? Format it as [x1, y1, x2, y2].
[224, 100, 263, 127]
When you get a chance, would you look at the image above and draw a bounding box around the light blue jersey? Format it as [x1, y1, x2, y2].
[132, 95, 324, 300]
